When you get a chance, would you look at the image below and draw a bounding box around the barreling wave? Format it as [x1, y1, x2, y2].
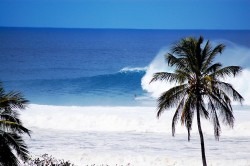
[21, 104, 250, 137]
[6, 69, 147, 106]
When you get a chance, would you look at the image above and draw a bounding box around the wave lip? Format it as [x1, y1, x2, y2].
[120, 67, 148, 73]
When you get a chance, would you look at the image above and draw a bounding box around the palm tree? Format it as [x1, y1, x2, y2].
[150, 36, 243, 166]
[0, 83, 31, 166]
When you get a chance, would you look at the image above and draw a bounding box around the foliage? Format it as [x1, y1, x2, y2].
[150, 36, 243, 166]
[24, 154, 131, 166]
[0, 82, 31, 166]
[23, 154, 75, 166]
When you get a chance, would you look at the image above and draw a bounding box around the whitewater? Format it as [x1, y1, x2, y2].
[1, 28, 250, 166]
[22, 45, 250, 166]
[22, 104, 250, 166]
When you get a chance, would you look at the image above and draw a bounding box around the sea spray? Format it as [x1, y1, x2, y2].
[213, 40, 250, 68]
[212, 41, 250, 105]
[141, 44, 250, 105]
[141, 48, 176, 98]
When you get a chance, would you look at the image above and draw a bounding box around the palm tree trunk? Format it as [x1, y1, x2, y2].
[197, 104, 207, 166]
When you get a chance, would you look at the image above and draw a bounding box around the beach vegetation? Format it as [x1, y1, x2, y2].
[0, 83, 31, 166]
[150, 36, 243, 166]
[24, 153, 132, 166]
[24, 154, 75, 166]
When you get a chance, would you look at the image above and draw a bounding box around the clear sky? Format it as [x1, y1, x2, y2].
[0, 0, 249, 29]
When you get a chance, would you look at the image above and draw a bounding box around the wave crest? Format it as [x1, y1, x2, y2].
[120, 67, 147, 73]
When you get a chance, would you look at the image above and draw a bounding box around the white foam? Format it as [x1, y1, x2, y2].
[21, 104, 250, 137]
[22, 104, 250, 166]
[24, 122, 250, 166]
[22, 104, 168, 133]
[77, 153, 250, 166]
[120, 66, 148, 73]
[141, 48, 175, 98]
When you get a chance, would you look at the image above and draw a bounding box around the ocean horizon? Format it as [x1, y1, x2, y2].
[1, 27, 250, 165]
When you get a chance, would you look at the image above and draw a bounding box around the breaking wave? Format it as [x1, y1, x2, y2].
[141, 44, 250, 105]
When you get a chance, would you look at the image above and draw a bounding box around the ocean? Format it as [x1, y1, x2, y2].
[0, 28, 250, 165]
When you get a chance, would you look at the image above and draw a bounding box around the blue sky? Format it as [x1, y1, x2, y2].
[0, 0, 249, 29]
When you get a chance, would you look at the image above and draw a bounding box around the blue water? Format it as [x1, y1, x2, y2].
[1, 28, 250, 106]
[2, 28, 250, 166]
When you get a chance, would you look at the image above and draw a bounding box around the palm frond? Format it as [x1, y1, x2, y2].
[202, 44, 225, 71]
[150, 72, 184, 84]
[203, 63, 222, 75]
[0, 120, 31, 136]
[0, 83, 31, 165]
[195, 36, 203, 70]
[175, 69, 191, 82]
[0, 91, 29, 110]
[181, 94, 195, 141]
[215, 81, 244, 103]
[0, 109, 21, 124]
[165, 53, 187, 70]
[211, 66, 242, 79]
[207, 98, 221, 140]
[207, 92, 234, 127]
[201, 40, 211, 62]
[199, 100, 209, 119]
[1, 132, 29, 162]
[157, 84, 188, 117]
[171, 40, 190, 55]
[0, 134, 20, 166]
[0, 109, 31, 136]
[172, 97, 185, 137]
